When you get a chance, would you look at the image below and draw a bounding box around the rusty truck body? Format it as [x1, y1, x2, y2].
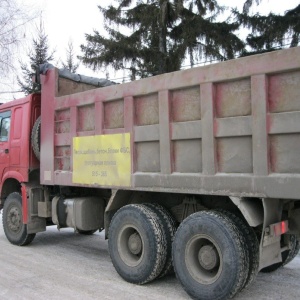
[1, 47, 300, 300]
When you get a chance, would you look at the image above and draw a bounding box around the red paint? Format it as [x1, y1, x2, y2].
[0, 94, 40, 209]
[269, 136, 277, 173]
[21, 184, 28, 224]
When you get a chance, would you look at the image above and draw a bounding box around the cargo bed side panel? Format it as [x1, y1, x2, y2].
[40, 47, 300, 199]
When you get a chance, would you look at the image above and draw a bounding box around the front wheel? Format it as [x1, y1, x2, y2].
[2, 192, 36, 246]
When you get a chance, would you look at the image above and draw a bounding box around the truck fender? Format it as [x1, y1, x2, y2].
[0, 171, 25, 211]
[229, 196, 264, 227]
[230, 196, 284, 270]
[1, 170, 25, 185]
[104, 190, 133, 238]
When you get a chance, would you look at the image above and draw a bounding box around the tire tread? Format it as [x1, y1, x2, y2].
[2, 192, 36, 246]
[144, 203, 177, 277]
[172, 210, 249, 300]
[108, 204, 167, 284]
[217, 210, 259, 290]
[31, 116, 41, 160]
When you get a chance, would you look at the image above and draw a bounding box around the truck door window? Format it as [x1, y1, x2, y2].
[0, 112, 11, 142]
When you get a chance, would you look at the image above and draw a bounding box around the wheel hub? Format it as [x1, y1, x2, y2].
[7, 207, 21, 232]
[128, 232, 142, 255]
[198, 245, 219, 270]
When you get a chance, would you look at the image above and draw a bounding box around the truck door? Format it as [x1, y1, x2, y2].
[0, 111, 11, 181]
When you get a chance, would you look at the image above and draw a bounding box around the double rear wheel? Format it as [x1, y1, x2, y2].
[172, 210, 258, 300]
[109, 205, 259, 299]
[108, 203, 176, 284]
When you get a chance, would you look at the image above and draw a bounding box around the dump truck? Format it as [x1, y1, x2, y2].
[1, 47, 300, 300]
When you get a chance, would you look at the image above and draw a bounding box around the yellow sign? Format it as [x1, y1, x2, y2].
[72, 133, 131, 187]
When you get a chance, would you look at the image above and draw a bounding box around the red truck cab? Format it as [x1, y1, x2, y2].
[0, 94, 40, 209]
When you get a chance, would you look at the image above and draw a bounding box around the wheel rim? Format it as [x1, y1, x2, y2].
[185, 234, 222, 284]
[7, 205, 22, 233]
[117, 225, 144, 267]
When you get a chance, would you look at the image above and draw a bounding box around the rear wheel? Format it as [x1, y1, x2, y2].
[283, 235, 300, 265]
[144, 203, 177, 277]
[2, 192, 35, 246]
[217, 210, 259, 289]
[172, 211, 249, 300]
[108, 204, 167, 284]
[77, 229, 97, 235]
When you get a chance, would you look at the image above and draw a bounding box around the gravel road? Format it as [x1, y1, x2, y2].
[0, 214, 300, 300]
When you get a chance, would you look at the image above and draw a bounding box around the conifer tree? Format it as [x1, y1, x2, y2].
[80, 0, 244, 79]
[18, 21, 54, 95]
[61, 40, 79, 73]
[238, 1, 300, 55]
[171, 0, 244, 64]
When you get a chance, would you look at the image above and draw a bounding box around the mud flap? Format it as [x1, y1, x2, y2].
[259, 198, 285, 270]
[23, 184, 46, 234]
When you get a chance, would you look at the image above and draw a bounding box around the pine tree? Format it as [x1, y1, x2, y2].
[80, 0, 181, 79]
[237, 1, 300, 55]
[79, 0, 244, 79]
[171, 0, 244, 63]
[61, 40, 79, 73]
[18, 21, 54, 95]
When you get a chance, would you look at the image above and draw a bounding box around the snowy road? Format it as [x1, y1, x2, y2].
[0, 215, 299, 300]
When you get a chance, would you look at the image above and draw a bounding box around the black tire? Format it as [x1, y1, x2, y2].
[172, 210, 249, 300]
[108, 204, 167, 284]
[261, 234, 300, 273]
[2, 192, 36, 246]
[31, 116, 41, 160]
[77, 229, 97, 235]
[217, 210, 259, 290]
[144, 203, 177, 277]
[284, 235, 300, 265]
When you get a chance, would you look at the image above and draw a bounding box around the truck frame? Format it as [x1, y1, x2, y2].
[1, 47, 300, 300]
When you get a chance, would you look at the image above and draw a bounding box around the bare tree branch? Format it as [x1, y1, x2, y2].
[0, 0, 36, 76]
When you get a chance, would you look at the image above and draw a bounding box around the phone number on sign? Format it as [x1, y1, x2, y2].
[92, 171, 108, 177]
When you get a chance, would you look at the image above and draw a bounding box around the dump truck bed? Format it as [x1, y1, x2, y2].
[40, 47, 300, 199]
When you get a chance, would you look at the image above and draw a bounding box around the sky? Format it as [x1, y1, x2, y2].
[21, 0, 105, 76]
[1, 0, 299, 102]
[31, 0, 300, 74]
